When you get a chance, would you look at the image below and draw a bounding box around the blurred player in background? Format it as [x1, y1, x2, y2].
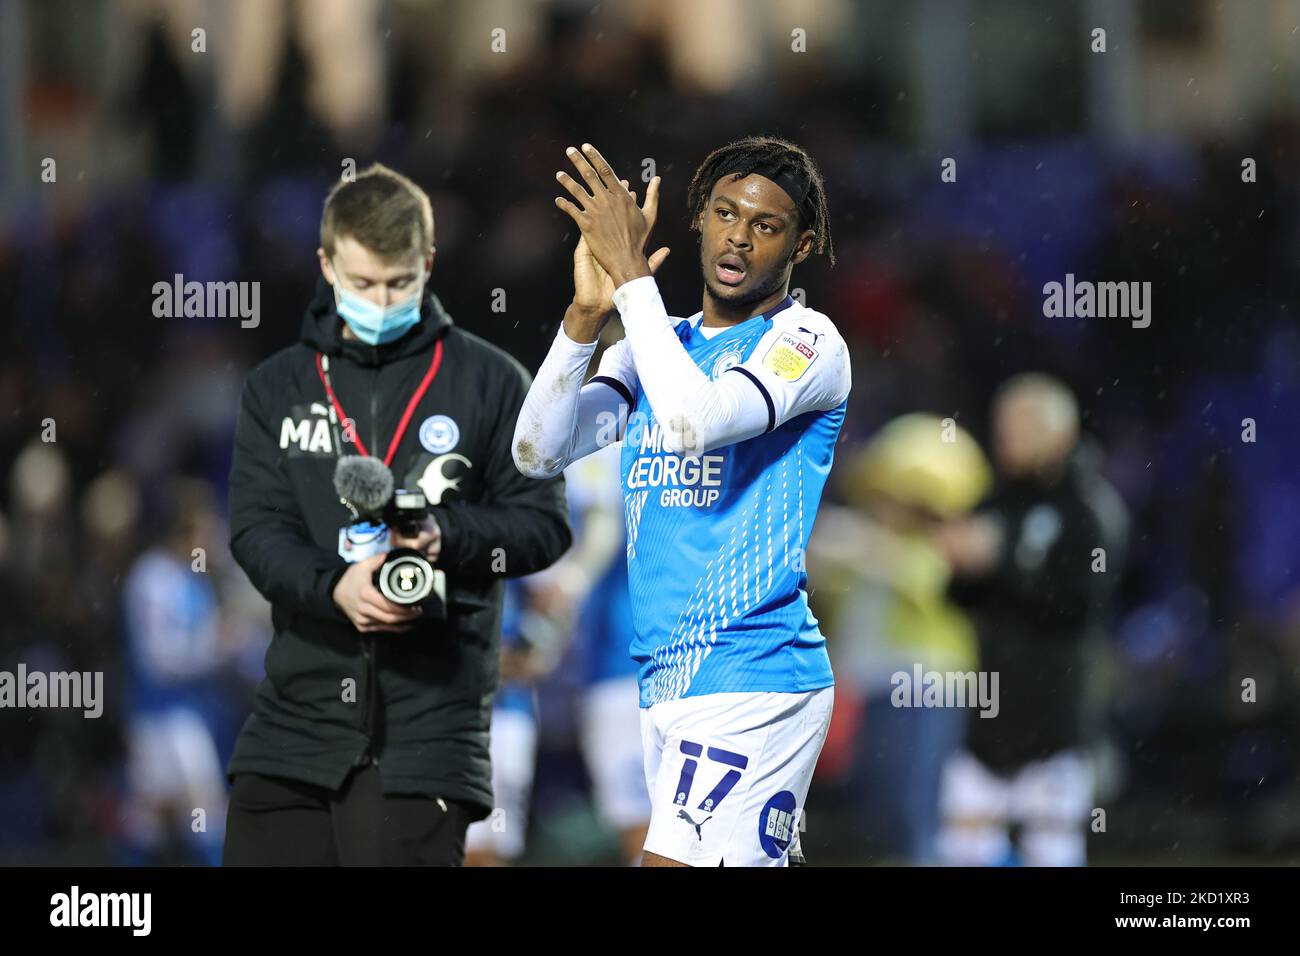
[468, 439, 649, 865]
[515, 136, 850, 866]
[562, 441, 651, 864]
[118, 478, 249, 866]
[810, 414, 991, 863]
[935, 374, 1128, 867]
[464, 581, 539, 866]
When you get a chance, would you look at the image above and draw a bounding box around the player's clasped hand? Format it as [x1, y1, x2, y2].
[332, 553, 422, 633]
[555, 143, 670, 289]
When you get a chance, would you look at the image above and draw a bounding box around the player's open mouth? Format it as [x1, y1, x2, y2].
[715, 256, 747, 286]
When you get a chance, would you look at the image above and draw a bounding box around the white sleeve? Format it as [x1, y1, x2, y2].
[730, 307, 852, 430]
[512, 326, 635, 479]
[587, 337, 638, 410]
[611, 275, 849, 455]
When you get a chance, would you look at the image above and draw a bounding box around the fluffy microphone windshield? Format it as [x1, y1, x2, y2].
[334, 455, 394, 515]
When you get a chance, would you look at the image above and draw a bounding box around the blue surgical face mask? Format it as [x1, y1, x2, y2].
[333, 268, 425, 345]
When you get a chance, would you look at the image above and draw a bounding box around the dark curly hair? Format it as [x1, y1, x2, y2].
[685, 135, 834, 266]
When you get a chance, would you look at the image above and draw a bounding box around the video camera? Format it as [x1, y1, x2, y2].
[334, 455, 447, 615]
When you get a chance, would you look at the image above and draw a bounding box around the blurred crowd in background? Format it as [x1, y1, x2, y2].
[3, 0, 1300, 864]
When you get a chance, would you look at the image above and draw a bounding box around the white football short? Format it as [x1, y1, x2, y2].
[937, 748, 1095, 866]
[127, 708, 225, 807]
[640, 686, 834, 867]
[123, 708, 227, 847]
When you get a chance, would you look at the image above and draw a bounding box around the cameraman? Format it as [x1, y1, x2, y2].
[222, 164, 570, 866]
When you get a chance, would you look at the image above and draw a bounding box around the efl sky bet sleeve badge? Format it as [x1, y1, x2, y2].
[761, 331, 819, 381]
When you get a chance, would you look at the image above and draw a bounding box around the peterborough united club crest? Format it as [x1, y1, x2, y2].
[418, 414, 460, 454]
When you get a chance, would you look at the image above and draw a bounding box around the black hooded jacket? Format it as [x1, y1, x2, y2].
[226, 280, 570, 817]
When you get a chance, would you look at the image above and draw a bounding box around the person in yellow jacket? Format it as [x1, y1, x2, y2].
[809, 414, 991, 863]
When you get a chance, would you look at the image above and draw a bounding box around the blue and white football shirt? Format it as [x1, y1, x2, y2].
[591, 294, 851, 707]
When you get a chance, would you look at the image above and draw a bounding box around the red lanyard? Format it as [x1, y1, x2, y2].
[314, 340, 444, 467]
